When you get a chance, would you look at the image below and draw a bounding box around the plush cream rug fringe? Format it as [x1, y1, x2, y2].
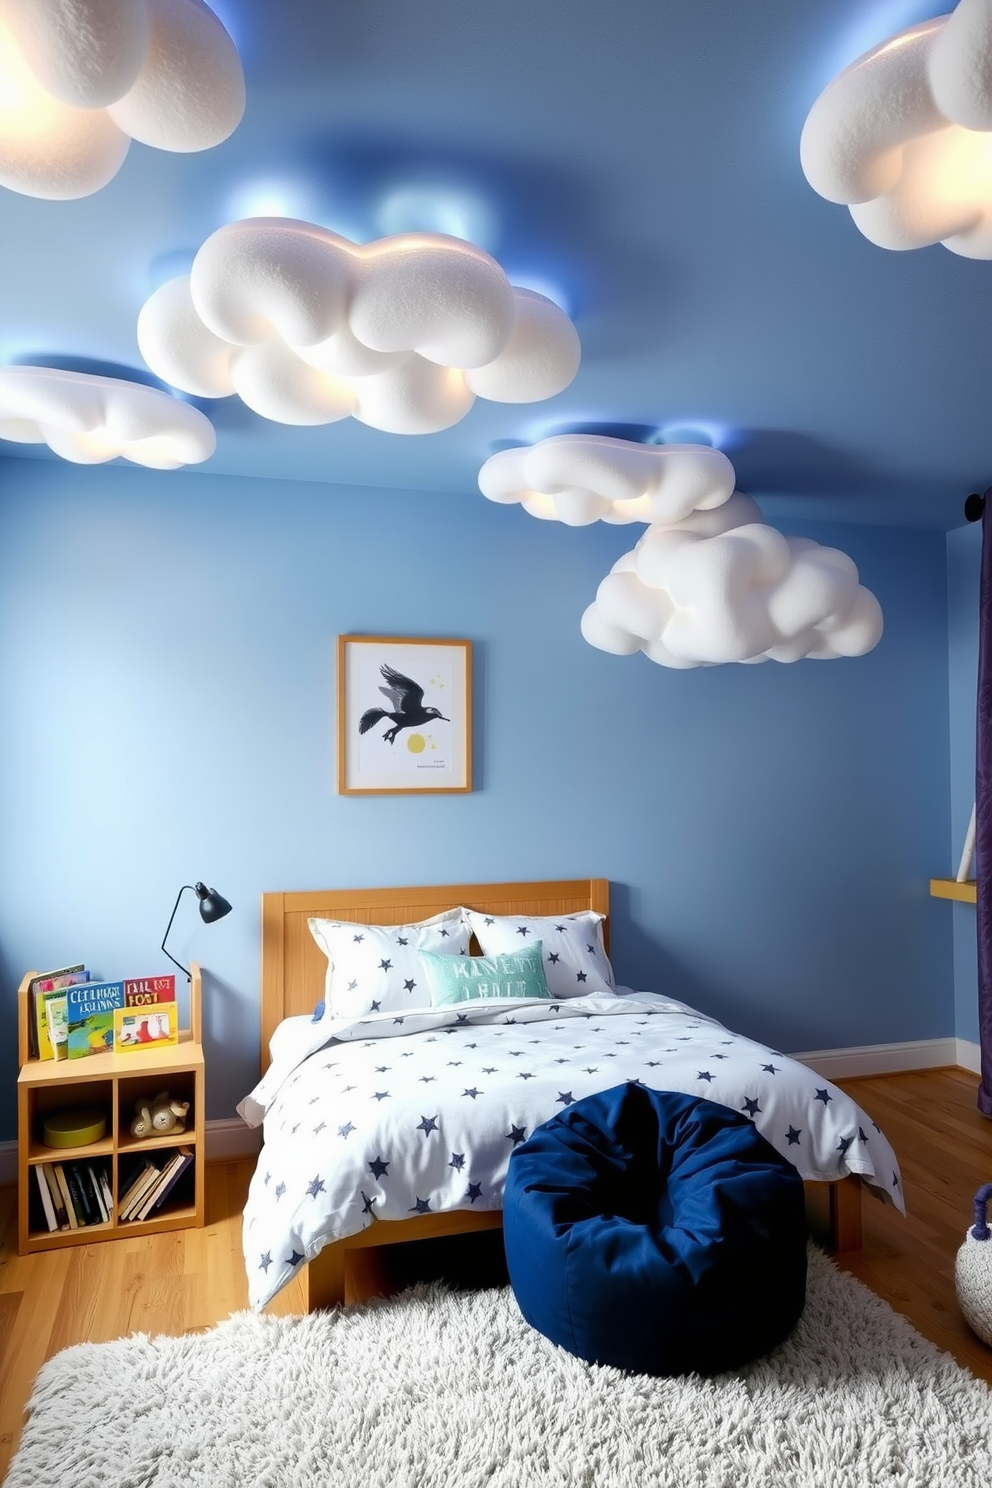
[6, 1246, 991, 1488]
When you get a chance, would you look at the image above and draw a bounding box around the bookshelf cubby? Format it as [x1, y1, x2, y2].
[16, 963, 206, 1254]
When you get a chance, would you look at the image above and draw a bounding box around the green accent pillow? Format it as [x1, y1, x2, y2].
[419, 942, 552, 1007]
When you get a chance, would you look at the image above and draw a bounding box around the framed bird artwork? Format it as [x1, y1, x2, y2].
[337, 635, 472, 795]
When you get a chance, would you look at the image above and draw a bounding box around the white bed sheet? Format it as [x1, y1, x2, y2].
[238, 989, 904, 1309]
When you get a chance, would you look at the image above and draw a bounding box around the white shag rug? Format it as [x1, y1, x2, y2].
[6, 1247, 992, 1488]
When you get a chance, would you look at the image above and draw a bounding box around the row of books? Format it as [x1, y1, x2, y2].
[28, 966, 180, 1061]
[118, 1147, 194, 1223]
[33, 1158, 113, 1232]
[32, 1147, 194, 1233]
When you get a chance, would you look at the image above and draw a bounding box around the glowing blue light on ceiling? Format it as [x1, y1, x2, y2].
[655, 421, 729, 449]
[202, 0, 244, 53]
[373, 183, 499, 252]
[816, 1, 945, 88]
[227, 178, 315, 224]
[145, 249, 196, 294]
[507, 274, 571, 316]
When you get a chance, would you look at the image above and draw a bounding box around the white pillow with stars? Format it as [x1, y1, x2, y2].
[308, 909, 470, 1019]
[463, 908, 615, 999]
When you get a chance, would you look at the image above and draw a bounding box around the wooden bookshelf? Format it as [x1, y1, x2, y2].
[929, 878, 977, 904]
[16, 963, 206, 1254]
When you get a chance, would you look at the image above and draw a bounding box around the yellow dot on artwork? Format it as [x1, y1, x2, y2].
[407, 734, 426, 754]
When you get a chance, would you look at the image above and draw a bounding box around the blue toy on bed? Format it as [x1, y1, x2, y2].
[503, 1083, 808, 1376]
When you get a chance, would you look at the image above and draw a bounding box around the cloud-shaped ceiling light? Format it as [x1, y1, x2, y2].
[801, 0, 992, 256]
[0, 0, 245, 200]
[479, 434, 737, 525]
[136, 219, 581, 434]
[581, 494, 883, 668]
[0, 365, 216, 467]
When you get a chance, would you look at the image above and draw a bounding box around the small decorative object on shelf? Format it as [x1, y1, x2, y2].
[41, 1107, 108, 1149]
[130, 1091, 190, 1139]
[16, 961, 206, 1254]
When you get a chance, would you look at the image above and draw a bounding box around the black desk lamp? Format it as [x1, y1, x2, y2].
[161, 881, 232, 980]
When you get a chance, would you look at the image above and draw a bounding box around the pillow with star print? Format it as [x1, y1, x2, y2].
[419, 941, 552, 1007]
[308, 908, 470, 1019]
[463, 909, 615, 999]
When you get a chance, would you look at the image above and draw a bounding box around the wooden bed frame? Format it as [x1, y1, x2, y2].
[260, 877, 862, 1312]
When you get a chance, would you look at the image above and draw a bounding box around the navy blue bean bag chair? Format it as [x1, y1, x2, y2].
[504, 1083, 808, 1376]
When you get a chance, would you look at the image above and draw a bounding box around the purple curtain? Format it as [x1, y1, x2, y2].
[977, 493, 992, 1114]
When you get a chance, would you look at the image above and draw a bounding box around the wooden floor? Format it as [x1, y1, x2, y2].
[1, 1066, 992, 1479]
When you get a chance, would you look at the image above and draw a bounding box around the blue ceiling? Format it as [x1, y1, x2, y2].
[1, 0, 988, 529]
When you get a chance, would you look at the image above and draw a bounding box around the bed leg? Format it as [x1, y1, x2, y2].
[302, 1242, 346, 1312]
[829, 1175, 863, 1252]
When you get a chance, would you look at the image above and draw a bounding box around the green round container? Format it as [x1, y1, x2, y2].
[42, 1107, 107, 1148]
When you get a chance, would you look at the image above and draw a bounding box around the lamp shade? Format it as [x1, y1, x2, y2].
[195, 882, 232, 924]
[161, 879, 233, 980]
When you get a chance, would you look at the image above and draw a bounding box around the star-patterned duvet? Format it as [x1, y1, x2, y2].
[237, 989, 904, 1309]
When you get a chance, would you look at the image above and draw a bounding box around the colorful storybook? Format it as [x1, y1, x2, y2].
[124, 975, 175, 1007]
[29, 969, 182, 1059]
[65, 980, 126, 1059]
[29, 967, 89, 1059]
[114, 1002, 179, 1051]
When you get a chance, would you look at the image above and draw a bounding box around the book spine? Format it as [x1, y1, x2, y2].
[33, 1165, 58, 1232]
[42, 1164, 68, 1229]
[147, 1150, 194, 1217]
[116, 1160, 150, 1216]
[86, 1163, 109, 1224]
[120, 1163, 159, 1221]
[64, 1162, 93, 1225]
[98, 1167, 114, 1221]
[134, 1153, 184, 1221]
[53, 1164, 78, 1229]
[77, 1163, 101, 1224]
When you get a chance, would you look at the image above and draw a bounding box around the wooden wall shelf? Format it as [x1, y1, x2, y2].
[930, 878, 977, 904]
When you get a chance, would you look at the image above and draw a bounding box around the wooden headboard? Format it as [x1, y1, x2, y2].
[260, 878, 609, 1073]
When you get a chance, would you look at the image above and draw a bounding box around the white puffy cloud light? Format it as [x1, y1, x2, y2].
[136, 218, 581, 434]
[801, 0, 992, 256]
[0, 365, 216, 468]
[581, 494, 883, 668]
[479, 433, 737, 525]
[0, 0, 245, 200]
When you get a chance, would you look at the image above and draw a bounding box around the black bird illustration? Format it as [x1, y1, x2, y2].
[358, 664, 449, 745]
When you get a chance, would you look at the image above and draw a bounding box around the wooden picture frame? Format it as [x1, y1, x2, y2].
[337, 635, 472, 795]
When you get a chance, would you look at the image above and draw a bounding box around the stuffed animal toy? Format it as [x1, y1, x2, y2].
[955, 1183, 992, 1346]
[130, 1091, 191, 1139]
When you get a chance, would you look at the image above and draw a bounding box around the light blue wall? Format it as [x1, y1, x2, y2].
[0, 457, 953, 1142]
[947, 520, 981, 1045]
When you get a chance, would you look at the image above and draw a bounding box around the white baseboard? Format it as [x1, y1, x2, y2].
[0, 1116, 261, 1188]
[956, 1038, 982, 1074]
[0, 1044, 983, 1188]
[792, 1036, 978, 1080]
[204, 1118, 262, 1161]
